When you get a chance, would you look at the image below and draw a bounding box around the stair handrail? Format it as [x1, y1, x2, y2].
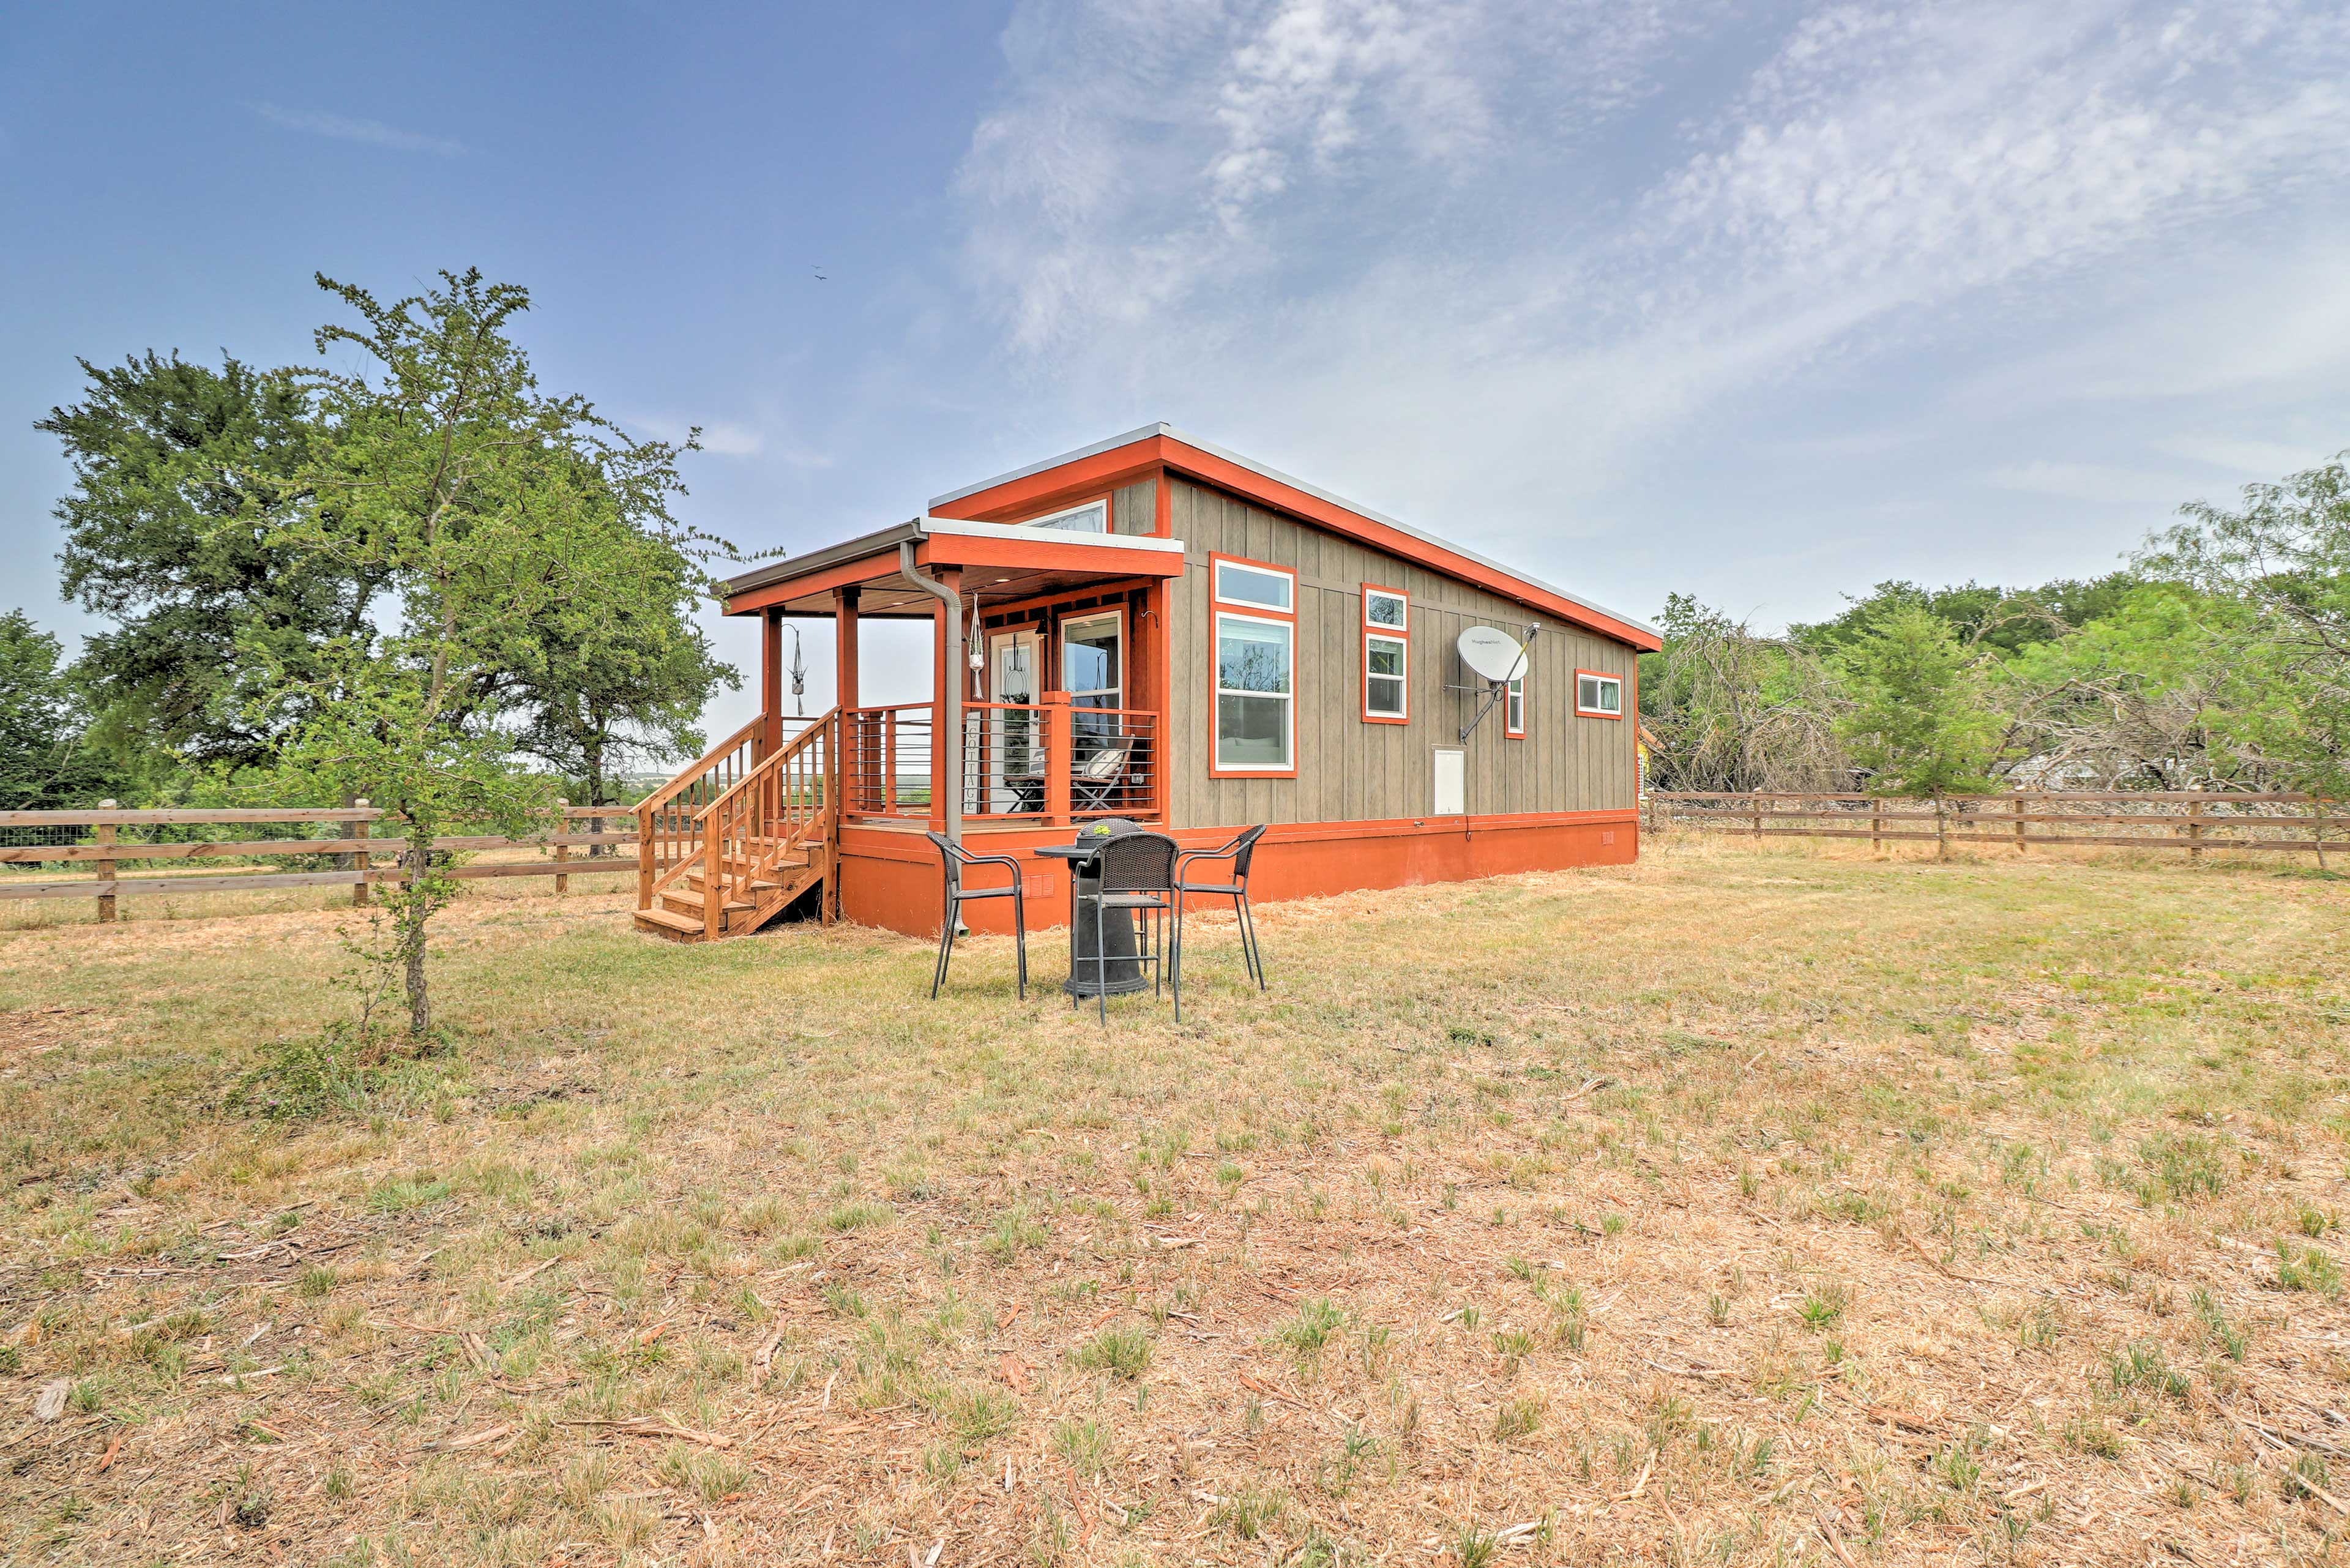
[690, 710, 838, 937]
[632, 717, 766, 817]
[692, 711, 832, 841]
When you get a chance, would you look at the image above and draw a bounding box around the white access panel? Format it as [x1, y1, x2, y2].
[1433, 747, 1466, 816]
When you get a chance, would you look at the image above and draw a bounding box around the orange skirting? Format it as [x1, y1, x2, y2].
[835, 811, 1637, 938]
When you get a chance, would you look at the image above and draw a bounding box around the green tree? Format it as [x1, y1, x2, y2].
[502, 495, 736, 816]
[1638, 594, 1851, 791]
[1834, 604, 2002, 804]
[0, 610, 122, 810]
[1992, 583, 2254, 788]
[2145, 454, 2350, 804]
[237, 269, 707, 1043]
[35, 352, 360, 770]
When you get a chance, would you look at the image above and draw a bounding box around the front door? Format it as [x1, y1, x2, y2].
[984, 626, 1043, 813]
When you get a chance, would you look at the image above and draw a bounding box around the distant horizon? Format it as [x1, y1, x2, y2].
[7, 1, 2348, 745]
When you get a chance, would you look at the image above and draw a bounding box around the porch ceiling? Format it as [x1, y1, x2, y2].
[720, 517, 1186, 618]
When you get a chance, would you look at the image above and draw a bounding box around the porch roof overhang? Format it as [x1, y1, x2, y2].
[718, 516, 1186, 619]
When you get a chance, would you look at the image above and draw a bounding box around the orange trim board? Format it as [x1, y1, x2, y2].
[834, 812, 1638, 938]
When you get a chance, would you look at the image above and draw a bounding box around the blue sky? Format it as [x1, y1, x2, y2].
[7, 1, 2349, 741]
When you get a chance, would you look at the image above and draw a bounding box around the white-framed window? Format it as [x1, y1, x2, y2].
[1213, 558, 1294, 613]
[1024, 499, 1108, 534]
[1366, 634, 1407, 719]
[1214, 612, 1294, 772]
[1505, 676, 1525, 737]
[1363, 588, 1406, 630]
[1575, 670, 1622, 718]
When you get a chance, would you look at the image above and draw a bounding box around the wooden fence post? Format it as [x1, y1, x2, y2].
[554, 797, 569, 897]
[1871, 799, 1883, 857]
[351, 799, 370, 907]
[95, 804, 118, 926]
[636, 802, 654, 911]
[2013, 796, 2026, 856]
[1751, 794, 1763, 840]
[2186, 796, 2204, 862]
[1933, 794, 1949, 861]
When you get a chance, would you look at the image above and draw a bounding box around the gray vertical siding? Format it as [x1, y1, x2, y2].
[1165, 477, 1638, 829]
[1111, 479, 1155, 536]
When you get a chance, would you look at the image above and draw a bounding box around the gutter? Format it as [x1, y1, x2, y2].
[897, 540, 963, 846]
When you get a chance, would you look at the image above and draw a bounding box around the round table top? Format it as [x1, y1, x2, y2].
[1028, 842, 1103, 861]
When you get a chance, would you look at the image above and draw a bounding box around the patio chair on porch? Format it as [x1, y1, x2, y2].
[1172, 824, 1269, 993]
[924, 831, 1028, 1000]
[1071, 734, 1137, 814]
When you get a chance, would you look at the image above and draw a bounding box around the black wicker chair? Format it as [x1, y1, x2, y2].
[1172, 824, 1269, 993]
[1077, 830, 1179, 1023]
[924, 831, 1028, 999]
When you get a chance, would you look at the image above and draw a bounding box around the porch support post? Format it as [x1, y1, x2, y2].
[833, 589, 860, 709]
[1152, 578, 1173, 822]
[835, 588, 864, 816]
[759, 610, 782, 758]
[1043, 692, 1073, 827]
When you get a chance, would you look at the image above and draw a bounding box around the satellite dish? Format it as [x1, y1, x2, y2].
[1457, 625, 1525, 684]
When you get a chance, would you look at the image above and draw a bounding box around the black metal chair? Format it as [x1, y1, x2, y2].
[1173, 824, 1269, 993]
[1076, 830, 1179, 1024]
[924, 831, 1028, 1000]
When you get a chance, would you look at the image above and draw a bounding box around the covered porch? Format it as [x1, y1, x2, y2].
[724, 515, 1188, 835]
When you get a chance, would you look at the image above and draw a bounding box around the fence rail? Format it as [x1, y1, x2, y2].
[0, 802, 640, 919]
[1646, 790, 2340, 860]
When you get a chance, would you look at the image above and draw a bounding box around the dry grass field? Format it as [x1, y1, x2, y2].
[1, 838, 2346, 1566]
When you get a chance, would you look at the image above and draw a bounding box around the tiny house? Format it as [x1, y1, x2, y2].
[633, 426, 1660, 941]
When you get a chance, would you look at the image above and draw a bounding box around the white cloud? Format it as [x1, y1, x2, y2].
[946, 0, 2350, 616]
[2160, 436, 2343, 476]
[1985, 460, 2197, 507]
[627, 414, 838, 469]
[249, 102, 466, 157]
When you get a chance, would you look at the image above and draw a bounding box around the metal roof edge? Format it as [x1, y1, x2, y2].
[716, 518, 926, 599]
[925, 424, 1174, 509]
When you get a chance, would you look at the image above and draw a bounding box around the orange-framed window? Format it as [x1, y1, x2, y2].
[1362, 584, 1408, 723]
[1209, 553, 1296, 777]
[1575, 668, 1623, 719]
[1505, 674, 1525, 737]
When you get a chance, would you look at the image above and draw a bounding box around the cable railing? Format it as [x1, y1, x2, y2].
[838, 702, 1161, 824]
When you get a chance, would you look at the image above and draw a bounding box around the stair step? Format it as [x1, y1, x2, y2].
[661, 888, 753, 916]
[633, 907, 707, 940]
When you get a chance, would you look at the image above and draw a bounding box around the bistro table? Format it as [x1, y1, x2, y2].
[1029, 819, 1151, 998]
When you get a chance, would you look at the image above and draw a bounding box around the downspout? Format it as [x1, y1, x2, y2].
[898, 539, 963, 846]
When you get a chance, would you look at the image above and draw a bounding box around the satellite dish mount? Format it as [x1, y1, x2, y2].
[1450, 623, 1540, 743]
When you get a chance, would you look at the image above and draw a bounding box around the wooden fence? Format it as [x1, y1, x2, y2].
[1646, 790, 2340, 862]
[0, 802, 638, 922]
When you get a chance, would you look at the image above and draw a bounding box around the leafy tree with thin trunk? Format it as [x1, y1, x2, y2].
[236, 269, 703, 1045]
[1833, 605, 2001, 848]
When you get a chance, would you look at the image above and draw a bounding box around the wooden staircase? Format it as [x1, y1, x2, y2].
[633, 711, 839, 943]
